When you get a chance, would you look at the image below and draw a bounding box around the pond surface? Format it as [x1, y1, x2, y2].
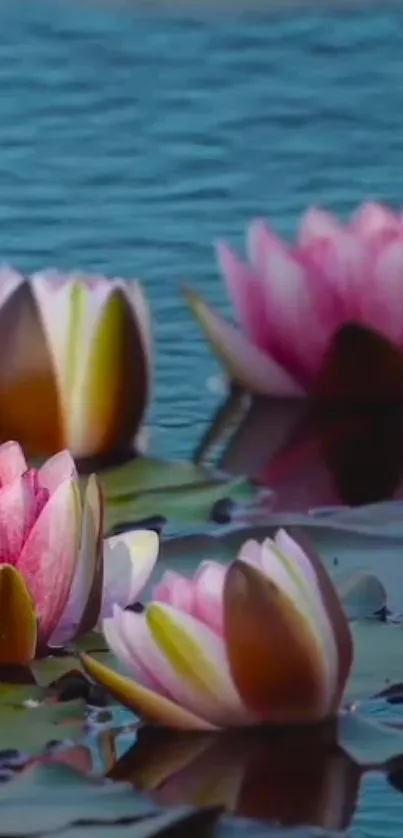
[1, 1, 403, 835]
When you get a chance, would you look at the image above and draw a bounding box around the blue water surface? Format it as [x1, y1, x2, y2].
[1, 0, 403, 462]
[2, 2, 403, 834]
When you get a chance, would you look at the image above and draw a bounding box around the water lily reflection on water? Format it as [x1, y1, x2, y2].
[108, 724, 361, 833]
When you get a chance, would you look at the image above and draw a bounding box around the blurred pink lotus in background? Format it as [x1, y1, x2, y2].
[0, 270, 151, 461]
[186, 202, 403, 398]
[0, 441, 159, 666]
[81, 529, 352, 730]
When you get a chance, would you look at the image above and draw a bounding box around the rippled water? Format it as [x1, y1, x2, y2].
[2, 1, 403, 834]
[1, 0, 403, 462]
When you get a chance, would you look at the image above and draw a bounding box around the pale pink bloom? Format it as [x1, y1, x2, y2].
[82, 529, 352, 731]
[185, 202, 403, 395]
[0, 440, 159, 664]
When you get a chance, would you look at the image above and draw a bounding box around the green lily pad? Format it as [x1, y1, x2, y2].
[44, 805, 221, 838]
[0, 699, 85, 756]
[100, 455, 257, 532]
[336, 571, 387, 620]
[347, 621, 403, 703]
[101, 457, 217, 501]
[338, 712, 403, 768]
[30, 647, 117, 689]
[106, 479, 254, 532]
[0, 762, 158, 836]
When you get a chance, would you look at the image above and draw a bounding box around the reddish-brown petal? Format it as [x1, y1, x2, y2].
[0, 282, 63, 456]
[223, 561, 327, 723]
[284, 528, 353, 710]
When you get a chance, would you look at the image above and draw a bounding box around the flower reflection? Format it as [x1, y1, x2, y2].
[108, 724, 362, 832]
[197, 325, 403, 511]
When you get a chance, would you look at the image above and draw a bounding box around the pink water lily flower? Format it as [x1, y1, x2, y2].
[81, 529, 352, 731]
[185, 202, 403, 396]
[0, 441, 159, 666]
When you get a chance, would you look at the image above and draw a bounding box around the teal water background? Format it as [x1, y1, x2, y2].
[3, 2, 403, 835]
[2, 1, 403, 462]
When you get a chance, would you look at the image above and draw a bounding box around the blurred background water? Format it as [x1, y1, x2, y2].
[2, 2, 403, 834]
[2, 0, 403, 463]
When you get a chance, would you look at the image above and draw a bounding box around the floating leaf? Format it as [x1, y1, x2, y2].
[347, 622, 403, 703]
[338, 571, 387, 620]
[337, 713, 403, 768]
[0, 762, 158, 836]
[0, 699, 85, 756]
[100, 455, 258, 533]
[102, 457, 218, 501]
[30, 648, 118, 689]
[45, 805, 221, 838]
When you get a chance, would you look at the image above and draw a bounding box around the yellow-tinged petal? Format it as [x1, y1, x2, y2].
[146, 604, 249, 727]
[80, 653, 217, 731]
[0, 281, 64, 456]
[183, 287, 303, 397]
[0, 565, 37, 665]
[70, 286, 148, 458]
[223, 561, 328, 723]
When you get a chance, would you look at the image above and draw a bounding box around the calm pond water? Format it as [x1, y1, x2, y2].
[2, 1, 403, 835]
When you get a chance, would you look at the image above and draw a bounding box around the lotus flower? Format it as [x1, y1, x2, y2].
[0, 269, 151, 460]
[185, 202, 403, 398]
[0, 440, 159, 666]
[81, 529, 353, 731]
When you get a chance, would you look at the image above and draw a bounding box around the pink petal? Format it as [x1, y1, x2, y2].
[350, 202, 401, 239]
[38, 450, 78, 495]
[104, 606, 168, 693]
[261, 246, 344, 382]
[297, 208, 345, 247]
[238, 539, 265, 572]
[193, 561, 227, 635]
[185, 289, 303, 397]
[0, 478, 37, 565]
[274, 529, 319, 589]
[153, 571, 196, 614]
[216, 242, 269, 351]
[49, 475, 102, 647]
[357, 240, 403, 346]
[22, 471, 49, 525]
[246, 218, 288, 274]
[0, 442, 27, 487]
[17, 478, 80, 644]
